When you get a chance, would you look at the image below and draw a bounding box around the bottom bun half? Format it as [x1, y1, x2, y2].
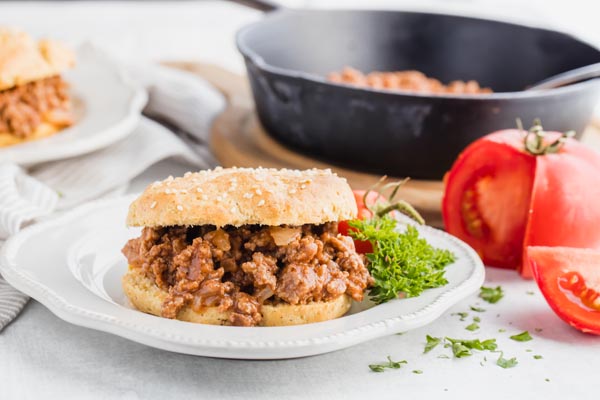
[122, 268, 352, 326]
[0, 122, 60, 147]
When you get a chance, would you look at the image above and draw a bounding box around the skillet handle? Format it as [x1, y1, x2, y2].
[227, 0, 280, 12]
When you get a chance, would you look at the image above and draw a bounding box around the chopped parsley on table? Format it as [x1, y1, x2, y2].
[423, 336, 498, 358]
[510, 331, 533, 342]
[470, 306, 486, 312]
[496, 353, 518, 369]
[424, 335, 441, 354]
[479, 286, 504, 303]
[452, 312, 469, 321]
[349, 215, 456, 304]
[369, 356, 407, 372]
[465, 322, 479, 331]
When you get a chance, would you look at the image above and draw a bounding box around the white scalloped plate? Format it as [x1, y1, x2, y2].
[0, 44, 147, 166]
[0, 196, 484, 359]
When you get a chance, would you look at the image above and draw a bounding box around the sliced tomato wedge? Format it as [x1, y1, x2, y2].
[527, 246, 600, 335]
[443, 132, 536, 269]
[443, 124, 600, 279]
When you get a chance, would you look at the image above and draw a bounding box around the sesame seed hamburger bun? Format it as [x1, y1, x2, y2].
[126, 167, 358, 228]
[122, 167, 369, 327]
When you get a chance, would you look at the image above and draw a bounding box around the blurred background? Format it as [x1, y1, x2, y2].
[1, 0, 599, 73]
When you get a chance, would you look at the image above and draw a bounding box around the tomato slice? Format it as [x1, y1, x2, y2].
[443, 134, 536, 269]
[527, 246, 600, 335]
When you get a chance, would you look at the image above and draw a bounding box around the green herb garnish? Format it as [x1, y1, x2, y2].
[445, 338, 498, 358]
[496, 353, 518, 369]
[498, 328, 506, 333]
[453, 312, 469, 321]
[466, 323, 479, 331]
[470, 306, 486, 312]
[510, 331, 533, 342]
[534, 355, 543, 360]
[412, 370, 423, 374]
[369, 356, 407, 372]
[479, 286, 504, 303]
[473, 316, 481, 323]
[349, 216, 455, 304]
[424, 335, 441, 354]
[451, 342, 472, 358]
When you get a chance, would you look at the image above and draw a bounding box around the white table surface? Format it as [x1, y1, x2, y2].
[2, 2, 600, 399]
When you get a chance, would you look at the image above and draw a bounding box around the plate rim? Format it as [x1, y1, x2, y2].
[0, 195, 485, 356]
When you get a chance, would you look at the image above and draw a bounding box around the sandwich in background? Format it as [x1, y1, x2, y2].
[0, 28, 75, 147]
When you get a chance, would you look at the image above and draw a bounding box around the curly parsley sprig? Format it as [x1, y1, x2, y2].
[349, 215, 456, 304]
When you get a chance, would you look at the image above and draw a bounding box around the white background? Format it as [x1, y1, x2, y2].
[1, 1, 600, 399]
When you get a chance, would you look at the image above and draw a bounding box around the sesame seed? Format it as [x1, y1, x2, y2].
[289, 189, 297, 194]
[180, 189, 188, 194]
[300, 184, 306, 189]
[255, 189, 262, 195]
[257, 200, 265, 207]
[177, 205, 183, 211]
[216, 196, 223, 201]
[196, 188, 203, 193]
[230, 207, 236, 213]
[243, 192, 253, 199]
[150, 201, 157, 209]
[165, 189, 171, 194]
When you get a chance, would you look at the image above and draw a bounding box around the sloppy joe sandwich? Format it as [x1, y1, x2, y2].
[122, 167, 373, 327]
[0, 28, 75, 147]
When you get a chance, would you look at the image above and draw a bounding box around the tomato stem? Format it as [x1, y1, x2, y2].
[376, 201, 425, 225]
[518, 118, 575, 156]
[364, 176, 425, 225]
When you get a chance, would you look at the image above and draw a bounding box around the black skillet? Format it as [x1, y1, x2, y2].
[232, 0, 600, 179]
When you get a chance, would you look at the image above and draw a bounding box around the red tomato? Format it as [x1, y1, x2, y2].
[338, 190, 386, 254]
[443, 125, 600, 278]
[527, 246, 600, 335]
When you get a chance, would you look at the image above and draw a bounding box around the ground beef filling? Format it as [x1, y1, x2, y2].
[122, 223, 372, 326]
[0, 76, 72, 138]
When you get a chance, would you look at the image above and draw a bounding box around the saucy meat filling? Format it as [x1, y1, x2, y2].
[0, 75, 72, 138]
[328, 67, 492, 95]
[122, 223, 372, 326]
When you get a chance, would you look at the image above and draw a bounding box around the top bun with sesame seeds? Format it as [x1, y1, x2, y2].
[126, 167, 358, 228]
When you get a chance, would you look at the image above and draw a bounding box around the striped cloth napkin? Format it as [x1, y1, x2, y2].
[0, 63, 225, 330]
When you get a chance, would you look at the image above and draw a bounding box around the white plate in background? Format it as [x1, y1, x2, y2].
[0, 44, 147, 165]
[0, 196, 485, 359]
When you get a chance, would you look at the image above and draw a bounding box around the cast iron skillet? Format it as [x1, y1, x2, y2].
[233, 0, 600, 179]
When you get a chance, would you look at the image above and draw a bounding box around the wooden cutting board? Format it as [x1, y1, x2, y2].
[166, 62, 600, 227]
